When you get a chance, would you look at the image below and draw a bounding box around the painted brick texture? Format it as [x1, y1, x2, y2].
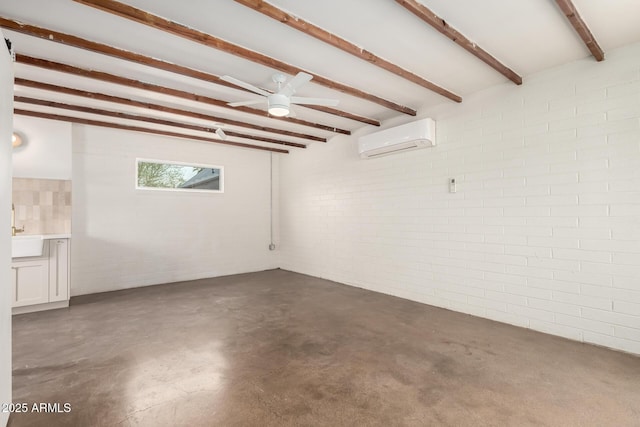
[279, 42, 640, 355]
[72, 126, 279, 296]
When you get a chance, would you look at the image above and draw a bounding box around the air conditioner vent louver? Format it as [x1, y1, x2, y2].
[358, 118, 435, 159]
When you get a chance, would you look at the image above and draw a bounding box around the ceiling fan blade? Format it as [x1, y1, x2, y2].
[290, 96, 339, 107]
[279, 72, 313, 96]
[221, 75, 270, 97]
[227, 99, 266, 107]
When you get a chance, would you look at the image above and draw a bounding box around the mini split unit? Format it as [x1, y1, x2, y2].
[358, 118, 436, 159]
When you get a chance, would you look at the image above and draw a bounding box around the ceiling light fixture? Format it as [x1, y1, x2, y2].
[267, 94, 290, 117]
[222, 72, 338, 118]
[12, 132, 22, 148]
[215, 128, 227, 140]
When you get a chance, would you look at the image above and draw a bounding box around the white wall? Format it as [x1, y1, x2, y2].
[0, 30, 13, 427]
[279, 42, 640, 355]
[71, 125, 279, 296]
[12, 115, 72, 179]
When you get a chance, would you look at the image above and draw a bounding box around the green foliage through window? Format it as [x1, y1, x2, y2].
[136, 159, 223, 192]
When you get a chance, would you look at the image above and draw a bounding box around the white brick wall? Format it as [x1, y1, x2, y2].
[72, 125, 279, 295]
[279, 42, 640, 355]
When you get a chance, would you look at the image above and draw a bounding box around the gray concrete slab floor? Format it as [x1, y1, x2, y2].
[8, 269, 640, 426]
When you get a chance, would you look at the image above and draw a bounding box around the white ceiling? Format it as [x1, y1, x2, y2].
[2, 0, 640, 152]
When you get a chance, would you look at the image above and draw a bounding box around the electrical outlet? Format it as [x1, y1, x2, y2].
[449, 178, 456, 193]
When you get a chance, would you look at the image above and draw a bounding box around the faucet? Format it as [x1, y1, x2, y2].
[11, 204, 24, 236]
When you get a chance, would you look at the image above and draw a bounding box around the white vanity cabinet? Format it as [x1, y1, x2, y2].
[11, 259, 49, 307]
[12, 237, 71, 314]
[49, 238, 70, 302]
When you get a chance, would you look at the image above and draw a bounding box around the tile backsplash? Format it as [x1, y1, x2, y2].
[12, 178, 72, 235]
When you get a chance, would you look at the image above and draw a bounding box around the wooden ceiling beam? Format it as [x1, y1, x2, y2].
[395, 0, 522, 85]
[16, 55, 343, 137]
[15, 77, 323, 143]
[235, 0, 461, 102]
[14, 109, 289, 154]
[0, 16, 379, 127]
[15, 96, 307, 149]
[554, 0, 604, 61]
[72, 0, 418, 116]
[0, 17, 229, 84]
[304, 105, 378, 127]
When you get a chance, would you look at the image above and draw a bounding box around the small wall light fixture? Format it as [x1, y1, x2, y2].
[12, 132, 23, 148]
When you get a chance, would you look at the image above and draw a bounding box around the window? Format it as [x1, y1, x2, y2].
[136, 159, 223, 193]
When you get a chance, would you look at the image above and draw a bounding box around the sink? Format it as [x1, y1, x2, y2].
[12, 235, 44, 258]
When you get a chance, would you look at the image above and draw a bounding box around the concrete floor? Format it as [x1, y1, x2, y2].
[8, 269, 640, 426]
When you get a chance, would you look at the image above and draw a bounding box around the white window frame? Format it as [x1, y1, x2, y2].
[135, 158, 224, 193]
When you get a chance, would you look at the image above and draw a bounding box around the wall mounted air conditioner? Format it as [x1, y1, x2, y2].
[358, 118, 436, 159]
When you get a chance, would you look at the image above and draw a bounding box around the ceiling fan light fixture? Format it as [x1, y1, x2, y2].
[268, 93, 290, 117]
[268, 106, 289, 117]
[225, 72, 337, 117]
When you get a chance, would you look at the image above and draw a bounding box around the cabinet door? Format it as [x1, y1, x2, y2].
[49, 239, 69, 302]
[12, 260, 50, 307]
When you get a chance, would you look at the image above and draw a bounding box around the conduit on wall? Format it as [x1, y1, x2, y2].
[269, 152, 275, 251]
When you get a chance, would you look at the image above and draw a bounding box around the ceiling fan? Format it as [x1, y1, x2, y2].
[221, 72, 339, 117]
